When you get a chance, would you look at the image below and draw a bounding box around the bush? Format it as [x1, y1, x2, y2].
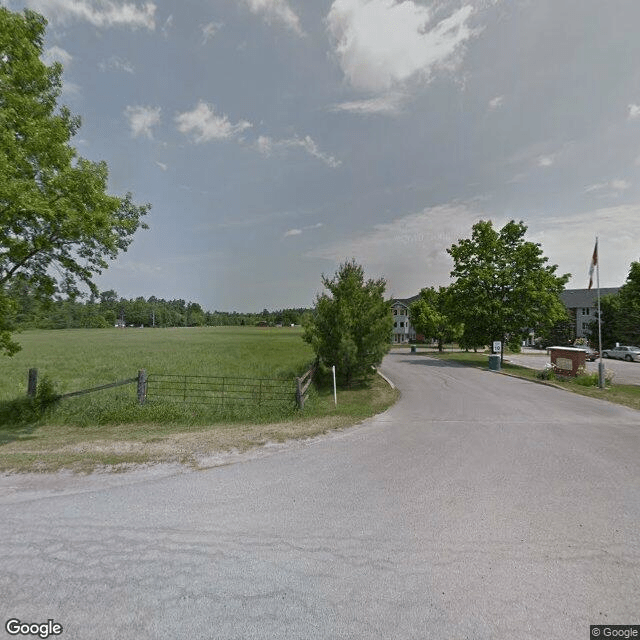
[536, 364, 557, 380]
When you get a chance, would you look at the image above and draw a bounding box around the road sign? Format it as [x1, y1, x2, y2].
[493, 341, 502, 353]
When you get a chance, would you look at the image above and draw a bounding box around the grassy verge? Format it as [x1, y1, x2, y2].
[423, 351, 640, 411]
[0, 326, 399, 473]
[0, 374, 398, 473]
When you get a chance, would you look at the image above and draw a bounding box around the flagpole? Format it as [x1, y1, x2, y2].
[596, 236, 604, 389]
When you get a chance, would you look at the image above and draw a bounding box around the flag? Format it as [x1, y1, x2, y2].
[588, 240, 598, 289]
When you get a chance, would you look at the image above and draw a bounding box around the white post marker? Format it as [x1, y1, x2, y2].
[332, 365, 337, 406]
[492, 341, 502, 353]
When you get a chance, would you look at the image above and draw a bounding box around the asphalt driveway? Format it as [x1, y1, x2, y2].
[1, 352, 638, 639]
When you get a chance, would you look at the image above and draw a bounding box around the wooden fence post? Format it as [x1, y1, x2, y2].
[27, 368, 38, 398]
[137, 369, 147, 405]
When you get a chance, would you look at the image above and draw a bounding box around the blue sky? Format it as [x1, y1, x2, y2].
[5, 0, 640, 310]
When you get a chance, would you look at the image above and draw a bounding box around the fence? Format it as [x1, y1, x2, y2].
[295, 365, 314, 409]
[26, 365, 316, 410]
[146, 373, 295, 408]
[27, 368, 147, 404]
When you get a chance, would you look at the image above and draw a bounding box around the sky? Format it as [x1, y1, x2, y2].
[4, 0, 640, 311]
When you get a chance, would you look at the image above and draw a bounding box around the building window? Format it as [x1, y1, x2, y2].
[393, 309, 397, 315]
[394, 322, 397, 328]
[400, 322, 404, 328]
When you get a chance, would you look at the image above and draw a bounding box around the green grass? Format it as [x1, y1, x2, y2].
[423, 351, 640, 412]
[0, 327, 399, 472]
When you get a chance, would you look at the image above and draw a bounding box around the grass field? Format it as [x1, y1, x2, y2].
[0, 327, 399, 472]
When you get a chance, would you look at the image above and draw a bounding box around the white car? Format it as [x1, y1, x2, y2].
[602, 345, 640, 362]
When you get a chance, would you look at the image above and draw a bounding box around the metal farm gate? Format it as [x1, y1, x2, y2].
[146, 373, 296, 408]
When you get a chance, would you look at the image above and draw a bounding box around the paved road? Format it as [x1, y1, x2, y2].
[505, 348, 640, 385]
[1, 353, 639, 639]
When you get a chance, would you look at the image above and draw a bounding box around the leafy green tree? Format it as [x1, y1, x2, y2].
[0, 7, 150, 355]
[537, 315, 576, 347]
[616, 261, 640, 345]
[303, 260, 393, 387]
[447, 220, 569, 361]
[409, 286, 462, 352]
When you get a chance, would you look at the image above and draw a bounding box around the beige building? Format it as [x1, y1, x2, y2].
[390, 296, 419, 343]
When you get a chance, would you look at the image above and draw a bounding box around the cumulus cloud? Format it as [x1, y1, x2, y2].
[124, 105, 161, 139]
[175, 102, 252, 143]
[42, 45, 73, 67]
[628, 103, 640, 119]
[20, 0, 156, 29]
[330, 92, 407, 115]
[326, 0, 475, 92]
[242, 0, 304, 35]
[257, 135, 341, 168]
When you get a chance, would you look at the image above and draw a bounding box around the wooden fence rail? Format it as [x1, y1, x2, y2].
[27, 368, 147, 405]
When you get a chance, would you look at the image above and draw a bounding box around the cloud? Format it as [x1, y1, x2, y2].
[284, 222, 323, 237]
[201, 20, 223, 44]
[161, 13, 173, 37]
[628, 103, 640, 119]
[42, 45, 73, 67]
[306, 203, 489, 295]
[330, 92, 407, 115]
[175, 102, 252, 143]
[326, 0, 476, 92]
[585, 179, 631, 197]
[257, 135, 341, 167]
[21, 0, 156, 29]
[526, 205, 640, 288]
[124, 105, 161, 139]
[488, 95, 504, 110]
[99, 56, 134, 73]
[242, 0, 304, 36]
[537, 155, 555, 167]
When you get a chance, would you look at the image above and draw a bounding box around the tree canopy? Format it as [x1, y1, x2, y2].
[303, 260, 392, 386]
[0, 7, 150, 355]
[447, 220, 569, 358]
[588, 261, 640, 348]
[409, 286, 462, 351]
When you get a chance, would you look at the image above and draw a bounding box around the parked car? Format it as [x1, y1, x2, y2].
[574, 345, 598, 361]
[602, 345, 640, 362]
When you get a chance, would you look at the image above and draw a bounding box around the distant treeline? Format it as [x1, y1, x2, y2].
[9, 287, 310, 329]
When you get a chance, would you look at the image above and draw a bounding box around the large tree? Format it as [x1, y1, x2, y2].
[0, 8, 150, 355]
[409, 286, 462, 352]
[303, 259, 393, 387]
[447, 220, 569, 360]
[588, 261, 640, 349]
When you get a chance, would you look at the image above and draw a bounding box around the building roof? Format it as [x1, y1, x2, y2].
[559, 287, 619, 309]
[390, 294, 420, 307]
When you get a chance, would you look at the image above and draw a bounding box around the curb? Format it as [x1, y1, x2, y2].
[374, 368, 396, 389]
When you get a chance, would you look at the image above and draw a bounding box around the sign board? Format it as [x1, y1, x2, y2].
[492, 341, 502, 353]
[556, 357, 573, 371]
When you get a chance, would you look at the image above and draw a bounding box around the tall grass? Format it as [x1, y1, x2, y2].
[1, 326, 315, 426]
